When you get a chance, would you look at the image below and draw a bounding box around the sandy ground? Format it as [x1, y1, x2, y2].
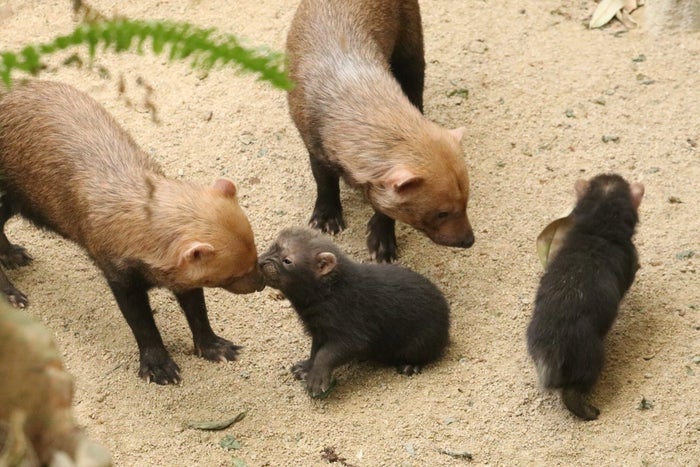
[1, 0, 699, 465]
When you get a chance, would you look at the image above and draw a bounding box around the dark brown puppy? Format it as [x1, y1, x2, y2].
[259, 227, 450, 397]
[286, 0, 474, 262]
[527, 174, 644, 420]
[0, 80, 265, 385]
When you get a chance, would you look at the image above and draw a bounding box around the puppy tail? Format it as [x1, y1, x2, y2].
[561, 387, 600, 421]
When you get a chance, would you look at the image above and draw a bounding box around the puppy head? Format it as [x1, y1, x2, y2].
[258, 227, 339, 294]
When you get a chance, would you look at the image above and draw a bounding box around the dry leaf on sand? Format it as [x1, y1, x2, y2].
[536, 213, 573, 268]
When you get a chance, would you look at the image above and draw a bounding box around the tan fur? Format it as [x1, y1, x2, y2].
[0, 80, 261, 293]
[287, 0, 473, 247]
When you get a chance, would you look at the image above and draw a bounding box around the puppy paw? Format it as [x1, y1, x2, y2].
[291, 359, 312, 381]
[396, 364, 422, 376]
[3, 286, 28, 308]
[306, 369, 335, 398]
[0, 244, 33, 269]
[562, 388, 600, 421]
[367, 213, 398, 263]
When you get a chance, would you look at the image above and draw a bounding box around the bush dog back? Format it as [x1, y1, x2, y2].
[259, 227, 450, 397]
[286, 0, 474, 262]
[527, 174, 644, 420]
[0, 81, 264, 384]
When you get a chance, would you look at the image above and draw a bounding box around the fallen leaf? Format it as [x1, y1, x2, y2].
[536, 214, 573, 268]
[185, 411, 247, 431]
[439, 448, 473, 460]
[623, 0, 642, 13]
[589, 0, 625, 28]
[447, 88, 469, 99]
[220, 435, 242, 451]
[675, 250, 695, 260]
[616, 9, 638, 29]
[638, 397, 654, 410]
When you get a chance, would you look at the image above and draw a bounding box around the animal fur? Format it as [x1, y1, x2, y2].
[0, 80, 264, 384]
[286, 0, 474, 262]
[527, 173, 644, 420]
[259, 227, 450, 397]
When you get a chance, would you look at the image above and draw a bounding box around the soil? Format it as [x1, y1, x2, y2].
[1, 0, 698, 465]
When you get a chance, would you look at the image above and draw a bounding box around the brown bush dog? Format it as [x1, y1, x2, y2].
[527, 174, 644, 420]
[286, 0, 474, 262]
[259, 227, 450, 397]
[0, 81, 265, 385]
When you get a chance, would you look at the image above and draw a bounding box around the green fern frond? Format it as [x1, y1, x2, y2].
[0, 18, 292, 90]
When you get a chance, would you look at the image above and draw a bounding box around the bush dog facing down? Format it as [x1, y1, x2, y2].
[527, 174, 644, 420]
[259, 227, 450, 397]
[0, 81, 265, 385]
[286, 0, 474, 262]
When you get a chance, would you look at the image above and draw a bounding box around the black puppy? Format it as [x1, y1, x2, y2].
[527, 174, 644, 420]
[259, 227, 450, 397]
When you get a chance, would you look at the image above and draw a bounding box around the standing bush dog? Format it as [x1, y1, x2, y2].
[527, 173, 644, 420]
[0, 80, 265, 385]
[259, 227, 450, 397]
[286, 0, 475, 262]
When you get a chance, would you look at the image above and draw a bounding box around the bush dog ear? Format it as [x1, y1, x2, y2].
[315, 252, 337, 277]
[630, 182, 645, 210]
[179, 242, 216, 267]
[574, 179, 590, 199]
[449, 126, 466, 142]
[213, 178, 237, 198]
[382, 165, 423, 192]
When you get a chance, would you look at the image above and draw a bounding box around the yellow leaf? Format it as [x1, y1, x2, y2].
[536, 213, 573, 268]
[589, 0, 625, 28]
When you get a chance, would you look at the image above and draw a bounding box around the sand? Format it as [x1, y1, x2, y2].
[0, 0, 698, 465]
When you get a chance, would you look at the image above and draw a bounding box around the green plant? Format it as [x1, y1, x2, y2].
[0, 16, 292, 90]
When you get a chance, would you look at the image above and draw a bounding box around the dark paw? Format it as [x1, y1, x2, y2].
[562, 388, 600, 421]
[139, 350, 182, 385]
[0, 244, 33, 269]
[306, 368, 335, 398]
[309, 208, 345, 235]
[3, 286, 28, 308]
[195, 336, 241, 362]
[367, 230, 398, 263]
[571, 402, 600, 421]
[397, 364, 422, 376]
[291, 359, 312, 381]
[367, 213, 398, 263]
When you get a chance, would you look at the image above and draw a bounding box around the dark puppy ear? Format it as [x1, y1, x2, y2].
[574, 179, 590, 199]
[630, 182, 645, 210]
[315, 252, 337, 277]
